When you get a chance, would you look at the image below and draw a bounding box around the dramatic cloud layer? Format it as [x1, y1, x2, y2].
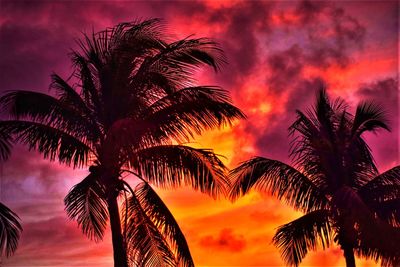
[1, 1, 398, 266]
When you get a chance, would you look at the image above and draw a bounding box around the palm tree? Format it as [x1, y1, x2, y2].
[230, 89, 400, 267]
[0, 19, 244, 267]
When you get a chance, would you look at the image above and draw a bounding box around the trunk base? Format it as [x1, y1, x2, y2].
[343, 246, 356, 267]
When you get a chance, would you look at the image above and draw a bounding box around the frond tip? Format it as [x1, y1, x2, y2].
[273, 210, 331, 267]
[131, 145, 230, 198]
[229, 157, 329, 212]
[134, 182, 194, 267]
[0, 202, 22, 257]
[64, 174, 108, 241]
[122, 192, 176, 267]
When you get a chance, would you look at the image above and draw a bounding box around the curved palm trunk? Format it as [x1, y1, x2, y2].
[107, 195, 129, 267]
[343, 245, 356, 267]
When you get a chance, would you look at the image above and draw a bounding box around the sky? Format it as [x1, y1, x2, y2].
[0, 0, 398, 266]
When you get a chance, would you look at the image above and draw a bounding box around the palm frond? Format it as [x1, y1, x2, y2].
[122, 193, 176, 267]
[133, 36, 225, 86]
[332, 186, 400, 264]
[130, 145, 229, 198]
[372, 198, 400, 226]
[138, 86, 245, 143]
[105, 87, 244, 151]
[0, 129, 12, 161]
[351, 102, 390, 138]
[272, 210, 332, 267]
[50, 74, 95, 118]
[71, 53, 102, 112]
[289, 110, 331, 190]
[381, 256, 400, 267]
[0, 90, 101, 142]
[314, 89, 335, 137]
[360, 166, 400, 192]
[359, 166, 400, 225]
[359, 166, 400, 203]
[134, 182, 194, 267]
[107, 18, 165, 57]
[128, 35, 226, 100]
[64, 173, 108, 241]
[344, 136, 379, 188]
[0, 120, 91, 167]
[354, 213, 400, 266]
[159, 37, 226, 72]
[289, 91, 380, 192]
[229, 157, 329, 212]
[0, 202, 22, 257]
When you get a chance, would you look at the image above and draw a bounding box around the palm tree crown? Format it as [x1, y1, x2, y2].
[230, 89, 400, 267]
[0, 19, 244, 266]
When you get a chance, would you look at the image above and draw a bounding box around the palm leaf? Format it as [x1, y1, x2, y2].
[71, 53, 102, 113]
[50, 74, 95, 119]
[332, 186, 400, 265]
[128, 36, 226, 99]
[359, 166, 400, 226]
[373, 198, 400, 227]
[0, 120, 91, 167]
[360, 166, 400, 194]
[354, 212, 400, 266]
[130, 145, 229, 198]
[138, 86, 245, 143]
[122, 193, 176, 267]
[272, 210, 332, 267]
[64, 173, 108, 241]
[351, 102, 390, 138]
[107, 18, 165, 58]
[158, 37, 226, 72]
[0, 129, 12, 161]
[134, 182, 194, 267]
[0, 90, 101, 142]
[229, 157, 329, 212]
[0, 202, 22, 257]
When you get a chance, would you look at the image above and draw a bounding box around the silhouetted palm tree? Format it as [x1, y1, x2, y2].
[0, 19, 244, 267]
[230, 89, 400, 267]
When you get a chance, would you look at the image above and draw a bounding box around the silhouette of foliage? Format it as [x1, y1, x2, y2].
[0, 19, 244, 267]
[0, 202, 22, 257]
[230, 89, 400, 267]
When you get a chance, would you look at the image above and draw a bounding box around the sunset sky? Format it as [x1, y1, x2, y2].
[0, 1, 398, 266]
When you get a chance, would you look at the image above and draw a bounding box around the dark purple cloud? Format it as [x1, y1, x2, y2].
[240, 0, 368, 161]
[253, 77, 326, 162]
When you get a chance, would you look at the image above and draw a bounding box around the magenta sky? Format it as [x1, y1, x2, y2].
[0, 1, 398, 266]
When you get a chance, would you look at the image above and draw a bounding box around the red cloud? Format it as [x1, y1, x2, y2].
[199, 228, 246, 252]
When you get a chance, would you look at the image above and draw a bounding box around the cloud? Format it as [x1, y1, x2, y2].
[199, 228, 246, 252]
[267, 44, 304, 93]
[287, 1, 366, 68]
[1, 146, 86, 203]
[236, 0, 367, 161]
